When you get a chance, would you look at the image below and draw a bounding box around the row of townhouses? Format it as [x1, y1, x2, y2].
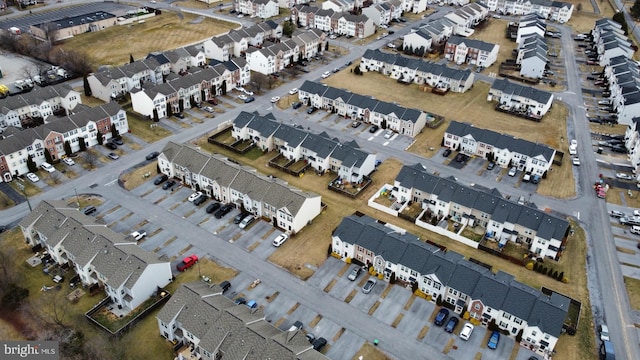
[245, 29, 327, 75]
[0, 102, 128, 182]
[158, 142, 322, 234]
[515, 13, 546, 44]
[0, 83, 81, 129]
[592, 19, 634, 66]
[231, 111, 377, 182]
[488, 78, 554, 119]
[20, 200, 172, 312]
[130, 64, 250, 119]
[360, 49, 475, 93]
[157, 282, 328, 360]
[203, 21, 282, 62]
[361, 0, 403, 26]
[625, 118, 640, 179]
[444, 120, 556, 175]
[298, 80, 430, 137]
[331, 213, 569, 357]
[484, 0, 573, 23]
[290, 5, 376, 38]
[516, 33, 548, 79]
[441, 1, 489, 37]
[444, 35, 500, 68]
[236, 0, 280, 19]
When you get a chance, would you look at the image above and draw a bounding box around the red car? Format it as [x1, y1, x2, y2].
[177, 255, 199, 271]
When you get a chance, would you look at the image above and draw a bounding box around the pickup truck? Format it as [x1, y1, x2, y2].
[609, 210, 624, 218]
[619, 216, 640, 226]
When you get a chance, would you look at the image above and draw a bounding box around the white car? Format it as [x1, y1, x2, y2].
[130, 230, 147, 241]
[321, 71, 331, 79]
[242, 89, 254, 96]
[387, 43, 396, 48]
[26, 173, 40, 182]
[40, 162, 55, 173]
[238, 94, 248, 101]
[599, 324, 610, 341]
[62, 157, 75, 166]
[329, 34, 337, 39]
[272, 234, 289, 247]
[459, 323, 474, 340]
[508, 167, 517, 177]
[616, 173, 633, 180]
[270, 96, 280, 103]
[572, 157, 581, 166]
[289, 88, 298, 95]
[203, 106, 215, 113]
[384, 130, 394, 139]
[633, 210, 640, 217]
[188, 191, 203, 202]
[631, 226, 640, 235]
[570, 139, 578, 147]
[237, 14, 244, 18]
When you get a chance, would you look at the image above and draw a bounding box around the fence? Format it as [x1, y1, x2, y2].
[477, 243, 525, 266]
[327, 175, 372, 199]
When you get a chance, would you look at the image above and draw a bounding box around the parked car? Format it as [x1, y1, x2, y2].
[347, 266, 363, 281]
[105, 142, 117, 150]
[206, 202, 221, 214]
[162, 180, 176, 190]
[107, 153, 119, 160]
[487, 331, 500, 350]
[234, 297, 246, 305]
[459, 323, 474, 340]
[130, 230, 147, 241]
[486, 162, 496, 170]
[111, 138, 124, 145]
[442, 149, 452, 157]
[271, 96, 280, 103]
[306, 107, 317, 114]
[292, 102, 303, 109]
[62, 157, 75, 166]
[508, 167, 517, 176]
[82, 206, 97, 215]
[620, 216, 640, 226]
[369, 125, 379, 133]
[362, 278, 377, 293]
[351, 121, 361, 128]
[572, 157, 581, 166]
[238, 94, 248, 100]
[384, 130, 394, 139]
[207, 98, 218, 105]
[312, 337, 327, 351]
[288, 320, 303, 332]
[289, 88, 298, 95]
[26, 172, 40, 182]
[219, 280, 231, 293]
[631, 226, 640, 235]
[445, 317, 459, 333]
[305, 333, 316, 343]
[234, 212, 250, 224]
[238, 215, 255, 229]
[146, 151, 160, 160]
[321, 71, 331, 79]
[434, 308, 449, 326]
[40, 162, 55, 173]
[214, 204, 234, 218]
[616, 173, 634, 180]
[272, 233, 289, 247]
[203, 106, 215, 113]
[609, 210, 624, 218]
[174, 112, 185, 119]
[177, 255, 198, 271]
[188, 191, 203, 202]
[193, 194, 207, 206]
[154, 174, 168, 185]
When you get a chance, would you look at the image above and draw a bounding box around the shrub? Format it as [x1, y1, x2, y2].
[469, 318, 481, 326]
[562, 277, 569, 283]
[377, 273, 384, 280]
[552, 270, 559, 279]
[330, 252, 341, 259]
[462, 311, 470, 320]
[411, 281, 418, 293]
[436, 295, 443, 306]
[345, 257, 352, 264]
[558, 271, 564, 281]
[390, 272, 396, 284]
[530, 262, 537, 271]
[516, 329, 524, 342]
[487, 319, 498, 331]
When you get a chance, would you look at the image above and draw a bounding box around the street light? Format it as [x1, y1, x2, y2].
[74, 188, 80, 208]
[16, 182, 32, 212]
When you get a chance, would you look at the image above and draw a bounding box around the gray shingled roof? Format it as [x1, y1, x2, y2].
[490, 78, 553, 104]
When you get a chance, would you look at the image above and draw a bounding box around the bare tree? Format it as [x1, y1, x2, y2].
[48, 171, 62, 185]
[83, 151, 98, 169]
[20, 64, 39, 82]
[35, 290, 71, 327]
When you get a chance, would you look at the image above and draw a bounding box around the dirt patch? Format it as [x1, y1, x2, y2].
[351, 343, 393, 360]
[380, 284, 393, 299]
[344, 289, 357, 304]
[417, 325, 429, 340]
[323, 279, 337, 293]
[287, 303, 299, 315]
[309, 314, 322, 328]
[391, 313, 404, 328]
[624, 276, 640, 310]
[332, 327, 345, 342]
[368, 301, 380, 315]
[403, 294, 416, 310]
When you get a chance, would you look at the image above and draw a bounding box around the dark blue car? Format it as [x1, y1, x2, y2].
[434, 308, 449, 326]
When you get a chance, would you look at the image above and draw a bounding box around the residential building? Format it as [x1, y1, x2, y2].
[401, 0, 428, 14]
[299, 80, 430, 137]
[443, 2, 489, 36]
[484, 0, 573, 23]
[231, 111, 377, 181]
[516, 34, 548, 79]
[331, 214, 569, 357]
[202, 21, 282, 62]
[444, 35, 499, 68]
[603, 55, 640, 126]
[360, 49, 475, 93]
[322, 0, 357, 12]
[0, 102, 128, 181]
[157, 282, 328, 360]
[237, 0, 279, 18]
[29, 11, 118, 42]
[402, 30, 433, 54]
[443, 121, 555, 175]
[516, 14, 546, 44]
[337, 14, 375, 38]
[389, 163, 569, 258]
[362, 1, 403, 26]
[87, 57, 167, 102]
[624, 118, 640, 177]
[488, 78, 554, 119]
[159, 142, 322, 234]
[20, 200, 172, 311]
[0, 83, 81, 129]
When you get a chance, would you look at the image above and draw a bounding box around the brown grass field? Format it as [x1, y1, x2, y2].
[624, 276, 640, 310]
[57, 11, 238, 66]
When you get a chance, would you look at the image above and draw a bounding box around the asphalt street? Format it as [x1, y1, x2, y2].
[1, 2, 639, 359]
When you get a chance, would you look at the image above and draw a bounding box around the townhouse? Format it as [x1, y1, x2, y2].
[157, 282, 328, 360]
[389, 163, 569, 258]
[20, 200, 172, 312]
[444, 35, 499, 68]
[290, 5, 374, 38]
[337, 14, 375, 38]
[299, 80, 430, 137]
[400, 0, 428, 14]
[87, 57, 168, 102]
[419, 17, 455, 46]
[202, 21, 282, 62]
[0, 83, 81, 129]
[516, 34, 548, 79]
[159, 142, 322, 234]
[360, 49, 475, 93]
[603, 55, 640, 126]
[444, 121, 555, 176]
[592, 19, 634, 67]
[322, 0, 358, 12]
[442, 2, 489, 37]
[236, 0, 279, 18]
[277, 0, 312, 8]
[484, 0, 573, 23]
[361, 0, 403, 26]
[231, 111, 377, 182]
[332, 214, 569, 356]
[488, 78, 554, 119]
[516, 14, 546, 44]
[402, 30, 433, 54]
[624, 118, 640, 177]
[130, 63, 249, 119]
[0, 102, 128, 181]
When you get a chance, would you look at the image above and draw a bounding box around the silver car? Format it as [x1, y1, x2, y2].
[362, 278, 377, 293]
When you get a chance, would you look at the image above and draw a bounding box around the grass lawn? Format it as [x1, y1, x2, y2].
[121, 162, 160, 190]
[172, 0, 225, 9]
[590, 123, 627, 136]
[56, 11, 237, 66]
[607, 188, 640, 207]
[126, 111, 173, 143]
[567, 0, 617, 33]
[624, 276, 640, 310]
[470, 18, 522, 79]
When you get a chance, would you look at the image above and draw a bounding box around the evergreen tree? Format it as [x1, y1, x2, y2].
[631, 0, 640, 19]
[283, 20, 295, 37]
[153, 108, 159, 122]
[83, 76, 92, 96]
[612, 12, 629, 34]
[110, 124, 119, 139]
[79, 137, 87, 151]
[26, 155, 37, 173]
[221, 80, 227, 95]
[63, 140, 72, 156]
[44, 148, 53, 163]
[130, 54, 135, 63]
[179, 99, 184, 112]
[96, 130, 103, 145]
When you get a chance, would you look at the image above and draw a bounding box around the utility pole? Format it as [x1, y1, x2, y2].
[17, 182, 32, 212]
